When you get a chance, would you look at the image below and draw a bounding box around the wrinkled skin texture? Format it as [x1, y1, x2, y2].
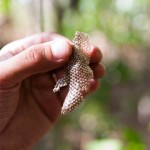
[0, 33, 105, 150]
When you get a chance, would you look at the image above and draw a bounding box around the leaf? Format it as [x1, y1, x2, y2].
[84, 139, 122, 150]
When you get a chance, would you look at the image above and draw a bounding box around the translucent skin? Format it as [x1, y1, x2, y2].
[53, 32, 93, 115]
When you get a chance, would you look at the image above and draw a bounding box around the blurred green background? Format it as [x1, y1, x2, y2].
[0, 0, 150, 149]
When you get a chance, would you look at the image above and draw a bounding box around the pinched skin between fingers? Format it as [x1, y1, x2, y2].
[53, 45, 104, 80]
[0, 40, 72, 87]
[51, 45, 105, 106]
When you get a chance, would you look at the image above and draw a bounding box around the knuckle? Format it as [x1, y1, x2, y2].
[0, 70, 9, 87]
[25, 45, 43, 64]
[0, 74, 6, 84]
[0, 65, 15, 88]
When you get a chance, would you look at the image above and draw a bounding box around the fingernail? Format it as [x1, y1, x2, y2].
[51, 40, 71, 60]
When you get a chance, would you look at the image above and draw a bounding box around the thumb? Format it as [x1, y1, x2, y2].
[0, 39, 72, 85]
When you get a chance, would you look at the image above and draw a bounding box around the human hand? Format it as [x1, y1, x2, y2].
[0, 33, 105, 150]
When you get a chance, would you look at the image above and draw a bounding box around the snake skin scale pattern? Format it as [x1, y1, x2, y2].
[53, 31, 93, 115]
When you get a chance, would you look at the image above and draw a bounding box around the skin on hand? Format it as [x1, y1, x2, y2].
[0, 32, 105, 150]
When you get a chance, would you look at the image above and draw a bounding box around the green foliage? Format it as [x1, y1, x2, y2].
[0, 0, 10, 14]
[1, 0, 150, 149]
[84, 139, 122, 150]
[59, 0, 149, 46]
[122, 128, 146, 150]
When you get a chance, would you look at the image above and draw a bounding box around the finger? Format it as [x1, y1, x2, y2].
[28, 74, 62, 121]
[88, 79, 100, 92]
[90, 63, 106, 78]
[0, 32, 71, 61]
[22, 73, 55, 90]
[0, 39, 72, 86]
[90, 45, 103, 64]
[54, 63, 106, 82]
